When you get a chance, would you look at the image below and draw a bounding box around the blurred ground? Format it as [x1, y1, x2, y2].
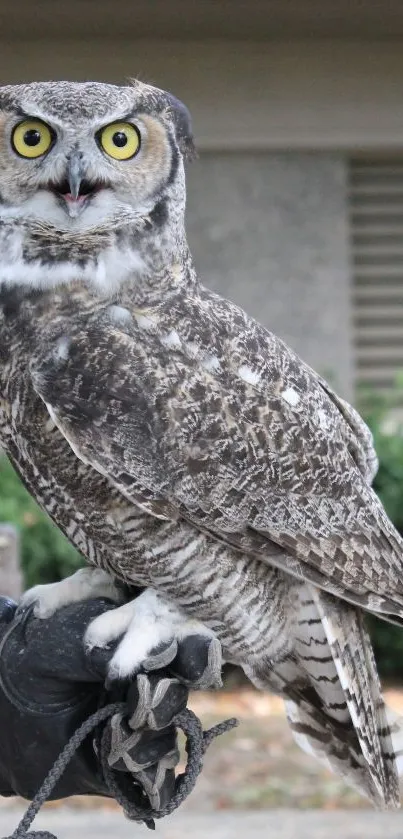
[1, 808, 403, 839]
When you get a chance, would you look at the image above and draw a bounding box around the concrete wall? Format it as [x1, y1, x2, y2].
[5, 2, 403, 40]
[186, 152, 352, 397]
[1, 40, 403, 151]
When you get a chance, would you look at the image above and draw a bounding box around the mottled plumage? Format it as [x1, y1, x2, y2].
[1, 80, 403, 808]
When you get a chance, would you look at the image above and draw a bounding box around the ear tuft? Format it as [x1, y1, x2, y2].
[164, 93, 197, 162]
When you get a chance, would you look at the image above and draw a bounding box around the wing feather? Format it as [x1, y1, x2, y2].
[30, 288, 403, 620]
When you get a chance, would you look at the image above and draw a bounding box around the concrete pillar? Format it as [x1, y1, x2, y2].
[0, 524, 23, 599]
[186, 151, 352, 399]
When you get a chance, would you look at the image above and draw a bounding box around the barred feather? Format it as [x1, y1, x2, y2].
[276, 585, 400, 807]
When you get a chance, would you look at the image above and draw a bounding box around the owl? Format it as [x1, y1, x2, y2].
[1, 79, 403, 809]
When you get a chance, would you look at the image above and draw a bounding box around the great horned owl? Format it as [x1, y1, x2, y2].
[1, 80, 403, 808]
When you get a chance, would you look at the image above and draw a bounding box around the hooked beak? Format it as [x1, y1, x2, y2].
[48, 153, 105, 215]
[67, 153, 85, 201]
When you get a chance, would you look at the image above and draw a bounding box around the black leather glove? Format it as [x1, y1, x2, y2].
[0, 595, 221, 809]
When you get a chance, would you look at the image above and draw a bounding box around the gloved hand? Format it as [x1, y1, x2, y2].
[0, 595, 221, 809]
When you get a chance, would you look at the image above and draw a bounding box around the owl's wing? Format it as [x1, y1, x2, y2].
[314, 373, 379, 486]
[30, 305, 403, 621]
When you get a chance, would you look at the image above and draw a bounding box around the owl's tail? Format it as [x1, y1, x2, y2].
[248, 584, 403, 808]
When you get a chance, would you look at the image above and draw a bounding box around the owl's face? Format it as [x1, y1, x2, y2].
[0, 80, 193, 233]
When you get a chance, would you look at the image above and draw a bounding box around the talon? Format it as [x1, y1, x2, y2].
[142, 639, 178, 671]
[15, 602, 32, 618]
[85, 588, 222, 688]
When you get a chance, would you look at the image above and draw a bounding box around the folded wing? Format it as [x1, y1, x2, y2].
[30, 297, 403, 622]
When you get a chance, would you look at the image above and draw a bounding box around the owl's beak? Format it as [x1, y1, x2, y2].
[66, 153, 85, 201]
[48, 154, 103, 216]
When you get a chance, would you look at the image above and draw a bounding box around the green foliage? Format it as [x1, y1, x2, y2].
[0, 455, 83, 587]
[359, 377, 403, 680]
[361, 380, 403, 534]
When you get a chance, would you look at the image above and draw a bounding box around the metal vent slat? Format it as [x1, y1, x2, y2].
[356, 345, 403, 361]
[350, 158, 403, 395]
[354, 285, 403, 299]
[357, 326, 403, 341]
[351, 205, 403, 217]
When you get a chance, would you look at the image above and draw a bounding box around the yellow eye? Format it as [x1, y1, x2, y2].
[98, 122, 141, 161]
[11, 119, 54, 159]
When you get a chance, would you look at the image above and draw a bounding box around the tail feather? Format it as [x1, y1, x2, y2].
[386, 707, 403, 778]
[284, 696, 385, 805]
[254, 584, 401, 808]
[311, 586, 399, 807]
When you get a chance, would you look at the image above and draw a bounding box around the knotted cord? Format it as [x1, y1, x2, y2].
[2, 702, 238, 838]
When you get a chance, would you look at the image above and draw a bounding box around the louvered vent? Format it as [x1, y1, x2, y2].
[350, 158, 403, 395]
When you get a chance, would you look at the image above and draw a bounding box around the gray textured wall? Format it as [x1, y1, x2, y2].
[186, 152, 352, 398]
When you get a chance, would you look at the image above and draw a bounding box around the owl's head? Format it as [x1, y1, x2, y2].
[0, 80, 195, 293]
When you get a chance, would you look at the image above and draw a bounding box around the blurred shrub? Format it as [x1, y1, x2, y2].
[360, 380, 403, 534]
[0, 455, 83, 587]
[2, 377, 403, 678]
[358, 377, 403, 680]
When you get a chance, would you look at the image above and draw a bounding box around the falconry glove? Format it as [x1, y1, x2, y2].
[0, 594, 221, 809]
[107, 628, 223, 809]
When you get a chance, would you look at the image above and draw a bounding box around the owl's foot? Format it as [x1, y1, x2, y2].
[85, 587, 223, 689]
[18, 567, 123, 618]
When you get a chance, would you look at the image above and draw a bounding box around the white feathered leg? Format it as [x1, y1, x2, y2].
[18, 567, 123, 618]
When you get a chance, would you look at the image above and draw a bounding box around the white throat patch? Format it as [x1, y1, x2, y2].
[0, 223, 145, 293]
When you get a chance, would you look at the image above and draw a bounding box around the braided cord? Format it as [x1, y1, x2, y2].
[2, 703, 238, 839]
